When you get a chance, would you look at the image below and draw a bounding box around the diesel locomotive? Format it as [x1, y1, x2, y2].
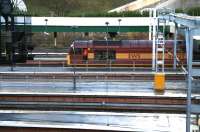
[67, 40, 186, 67]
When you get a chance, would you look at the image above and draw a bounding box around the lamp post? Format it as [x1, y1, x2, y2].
[105, 22, 109, 66]
[44, 18, 49, 43]
[44, 19, 48, 34]
[72, 41, 76, 89]
[71, 25, 78, 89]
[118, 19, 122, 35]
[0, 14, 1, 61]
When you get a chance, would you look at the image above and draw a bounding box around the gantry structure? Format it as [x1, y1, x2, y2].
[156, 8, 200, 132]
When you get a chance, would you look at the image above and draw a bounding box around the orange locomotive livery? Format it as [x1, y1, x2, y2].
[67, 40, 186, 67]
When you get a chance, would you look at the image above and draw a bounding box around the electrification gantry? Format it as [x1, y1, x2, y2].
[158, 8, 200, 132]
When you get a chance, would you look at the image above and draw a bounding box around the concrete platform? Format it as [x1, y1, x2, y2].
[0, 110, 193, 132]
[0, 66, 199, 97]
[0, 80, 190, 97]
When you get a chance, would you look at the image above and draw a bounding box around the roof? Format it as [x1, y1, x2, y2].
[109, 0, 160, 13]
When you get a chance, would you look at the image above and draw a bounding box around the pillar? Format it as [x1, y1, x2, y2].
[173, 23, 177, 70]
[186, 28, 193, 132]
[185, 28, 189, 66]
[149, 9, 152, 40]
[54, 32, 57, 47]
[0, 16, 1, 59]
[152, 9, 157, 70]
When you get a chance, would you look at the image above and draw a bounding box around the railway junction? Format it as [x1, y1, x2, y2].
[1, 1, 200, 132]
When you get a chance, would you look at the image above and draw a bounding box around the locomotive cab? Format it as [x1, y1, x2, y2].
[83, 48, 88, 60]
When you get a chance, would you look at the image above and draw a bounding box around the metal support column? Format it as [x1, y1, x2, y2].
[185, 28, 189, 66]
[72, 43, 76, 89]
[173, 23, 177, 70]
[186, 28, 193, 132]
[105, 22, 109, 66]
[54, 32, 57, 47]
[54, 37, 57, 47]
[71, 26, 78, 90]
[10, 15, 15, 71]
[73, 46, 76, 90]
[0, 16, 1, 59]
[152, 9, 157, 70]
[149, 9, 152, 40]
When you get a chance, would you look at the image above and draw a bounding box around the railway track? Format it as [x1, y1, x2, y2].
[0, 71, 186, 80]
[12, 60, 200, 67]
[0, 93, 199, 112]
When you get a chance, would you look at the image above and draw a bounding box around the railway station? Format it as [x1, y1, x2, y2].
[0, 0, 200, 132]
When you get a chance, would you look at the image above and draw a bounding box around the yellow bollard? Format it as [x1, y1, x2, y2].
[154, 72, 165, 91]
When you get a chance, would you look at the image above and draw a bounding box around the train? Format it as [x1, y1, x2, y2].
[67, 40, 186, 67]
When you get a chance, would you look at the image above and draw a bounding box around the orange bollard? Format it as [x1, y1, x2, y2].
[154, 72, 165, 91]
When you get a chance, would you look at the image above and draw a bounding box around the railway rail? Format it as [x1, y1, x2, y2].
[19, 60, 200, 67]
[0, 73, 186, 80]
[0, 93, 199, 112]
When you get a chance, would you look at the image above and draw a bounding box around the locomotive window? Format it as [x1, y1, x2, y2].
[95, 51, 106, 60]
[74, 48, 82, 55]
[94, 50, 115, 60]
[109, 51, 116, 60]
